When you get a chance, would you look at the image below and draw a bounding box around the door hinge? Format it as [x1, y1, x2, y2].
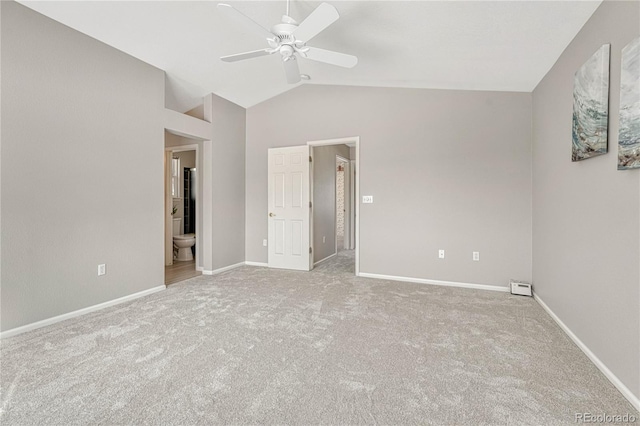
[309, 201, 312, 208]
[309, 156, 312, 163]
[309, 247, 312, 253]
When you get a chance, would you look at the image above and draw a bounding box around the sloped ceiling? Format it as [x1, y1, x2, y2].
[19, 1, 602, 111]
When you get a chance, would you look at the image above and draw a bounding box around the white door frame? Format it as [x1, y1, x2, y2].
[164, 144, 202, 271]
[349, 159, 356, 250]
[308, 136, 360, 275]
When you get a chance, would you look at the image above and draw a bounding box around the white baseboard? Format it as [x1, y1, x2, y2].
[0, 285, 166, 340]
[358, 272, 508, 293]
[314, 253, 337, 266]
[202, 262, 245, 276]
[245, 261, 268, 267]
[534, 292, 640, 412]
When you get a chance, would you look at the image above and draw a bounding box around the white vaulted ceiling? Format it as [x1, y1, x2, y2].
[19, 1, 602, 111]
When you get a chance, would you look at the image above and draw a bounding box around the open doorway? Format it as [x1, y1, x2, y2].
[308, 137, 359, 275]
[164, 137, 202, 285]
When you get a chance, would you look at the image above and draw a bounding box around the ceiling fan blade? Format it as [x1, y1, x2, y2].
[283, 58, 301, 84]
[217, 3, 274, 40]
[221, 49, 272, 63]
[304, 47, 358, 68]
[292, 3, 339, 43]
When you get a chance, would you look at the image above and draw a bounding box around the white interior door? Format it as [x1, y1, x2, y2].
[268, 146, 311, 271]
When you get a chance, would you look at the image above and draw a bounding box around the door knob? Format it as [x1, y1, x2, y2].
[269, 212, 275, 217]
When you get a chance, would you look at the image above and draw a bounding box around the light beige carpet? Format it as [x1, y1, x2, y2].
[1, 250, 637, 425]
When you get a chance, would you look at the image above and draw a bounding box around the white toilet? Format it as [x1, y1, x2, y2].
[172, 217, 196, 261]
[174, 233, 196, 261]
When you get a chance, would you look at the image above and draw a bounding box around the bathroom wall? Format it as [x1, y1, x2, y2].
[176, 151, 196, 168]
[1, 2, 165, 331]
[170, 150, 196, 221]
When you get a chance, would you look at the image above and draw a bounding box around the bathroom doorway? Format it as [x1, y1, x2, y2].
[164, 139, 201, 285]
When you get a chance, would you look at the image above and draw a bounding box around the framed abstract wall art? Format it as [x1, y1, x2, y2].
[572, 44, 610, 162]
[618, 37, 640, 170]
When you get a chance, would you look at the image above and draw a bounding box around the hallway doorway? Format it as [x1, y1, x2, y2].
[308, 136, 360, 275]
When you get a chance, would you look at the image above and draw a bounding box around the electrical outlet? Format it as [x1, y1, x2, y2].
[98, 264, 106, 276]
[263, 239, 267, 247]
[438, 250, 445, 259]
[473, 251, 480, 261]
[362, 195, 373, 204]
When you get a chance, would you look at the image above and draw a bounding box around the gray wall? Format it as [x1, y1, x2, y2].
[210, 95, 246, 269]
[1, 2, 165, 331]
[312, 144, 350, 262]
[532, 0, 640, 399]
[246, 85, 532, 286]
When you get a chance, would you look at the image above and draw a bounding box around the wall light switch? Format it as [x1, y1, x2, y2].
[98, 264, 106, 276]
[263, 239, 267, 247]
[323, 236, 326, 243]
[363, 196, 374, 204]
[473, 252, 480, 261]
[438, 250, 445, 259]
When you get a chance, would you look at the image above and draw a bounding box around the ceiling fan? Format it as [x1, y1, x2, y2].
[217, 1, 358, 84]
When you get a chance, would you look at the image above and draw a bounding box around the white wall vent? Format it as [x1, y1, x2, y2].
[510, 280, 532, 297]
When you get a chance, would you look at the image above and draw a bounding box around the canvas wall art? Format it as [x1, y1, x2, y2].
[618, 37, 640, 170]
[572, 44, 610, 162]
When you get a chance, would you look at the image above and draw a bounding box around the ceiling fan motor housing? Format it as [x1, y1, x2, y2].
[271, 23, 298, 43]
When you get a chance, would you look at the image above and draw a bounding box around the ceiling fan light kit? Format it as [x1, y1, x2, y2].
[217, 1, 358, 84]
